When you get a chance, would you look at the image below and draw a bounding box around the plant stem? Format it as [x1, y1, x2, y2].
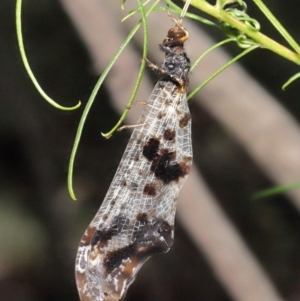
[190, 0, 300, 65]
[252, 0, 300, 54]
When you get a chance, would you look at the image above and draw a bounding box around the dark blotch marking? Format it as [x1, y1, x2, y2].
[179, 113, 191, 128]
[136, 213, 148, 222]
[91, 216, 129, 247]
[121, 179, 127, 187]
[163, 129, 176, 141]
[143, 138, 160, 161]
[133, 215, 174, 251]
[151, 150, 189, 184]
[109, 199, 116, 211]
[157, 112, 164, 120]
[179, 161, 190, 176]
[104, 216, 174, 274]
[91, 229, 113, 247]
[150, 150, 175, 173]
[79, 226, 96, 247]
[104, 244, 137, 274]
[143, 183, 156, 196]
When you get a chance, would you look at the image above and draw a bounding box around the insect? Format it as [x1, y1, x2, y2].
[75, 3, 192, 301]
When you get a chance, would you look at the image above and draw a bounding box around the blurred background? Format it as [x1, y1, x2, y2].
[2, 0, 300, 300]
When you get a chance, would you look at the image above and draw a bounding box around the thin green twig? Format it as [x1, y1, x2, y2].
[101, 0, 149, 138]
[253, 181, 300, 200]
[122, 0, 151, 22]
[191, 37, 236, 71]
[282, 72, 300, 90]
[16, 0, 81, 111]
[190, 0, 300, 65]
[188, 44, 259, 99]
[252, 0, 300, 54]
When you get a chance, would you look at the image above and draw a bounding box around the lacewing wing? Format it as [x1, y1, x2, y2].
[75, 17, 192, 301]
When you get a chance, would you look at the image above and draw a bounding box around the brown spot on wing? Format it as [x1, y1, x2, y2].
[157, 111, 165, 119]
[104, 217, 174, 274]
[150, 150, 190, 184]
[163, 129, 176, 141]
[136, 212, 148, 222]
[91, 216, 129, 248]
[79, 226, 96, 247]
[142, 137, 160, 161]
[104, 244, 137, 274]
[179, 113, 191, 128]
[143, 183, 156, 196]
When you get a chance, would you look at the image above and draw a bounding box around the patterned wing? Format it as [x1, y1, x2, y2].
[76, 13, 192, 301]
[75, 81, 192, 301]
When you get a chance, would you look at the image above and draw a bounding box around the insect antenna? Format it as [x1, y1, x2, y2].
[178, 0, 192, 25]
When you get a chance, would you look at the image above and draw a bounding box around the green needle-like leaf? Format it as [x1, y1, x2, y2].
[16, 0, 81, 111]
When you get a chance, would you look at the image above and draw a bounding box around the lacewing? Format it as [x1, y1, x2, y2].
[75, 5, 192, 301]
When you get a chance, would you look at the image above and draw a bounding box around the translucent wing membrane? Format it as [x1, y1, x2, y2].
[76, 10, 192, 301]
